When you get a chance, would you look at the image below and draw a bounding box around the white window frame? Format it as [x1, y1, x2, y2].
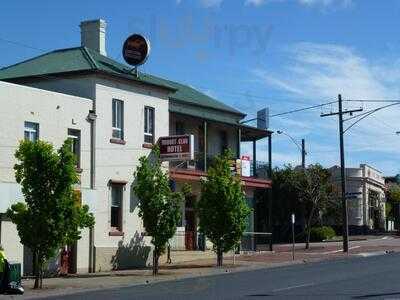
[110, 184, 124, 231]
[144, 106, 154, 144]
[68, 129, 81, 168]
[112, 99, 124, 140]
[24, 121, 39, 142]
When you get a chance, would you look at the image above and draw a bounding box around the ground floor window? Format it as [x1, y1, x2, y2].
[111, 184, 123, 231]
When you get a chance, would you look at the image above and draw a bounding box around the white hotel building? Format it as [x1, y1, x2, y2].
[0, 19, 271, 274]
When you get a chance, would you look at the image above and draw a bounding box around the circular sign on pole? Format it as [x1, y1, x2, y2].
[122, 34, 151, 66]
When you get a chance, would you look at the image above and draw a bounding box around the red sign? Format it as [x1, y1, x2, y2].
[159, 135, 194, 161]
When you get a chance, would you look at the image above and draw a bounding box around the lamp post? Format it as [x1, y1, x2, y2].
[276, 130, 306, 169]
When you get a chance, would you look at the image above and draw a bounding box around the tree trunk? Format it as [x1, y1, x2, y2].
[305, 226, 311, 250]
[152, 249, 159, 276]
[39, 257, 44, 289]
[33, 251, 39, 289]
[217, 247, 223, 267]
[39, 265, 43, 289]
[305, 205, 317, 250]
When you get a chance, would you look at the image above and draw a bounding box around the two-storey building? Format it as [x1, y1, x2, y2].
[329, 164, 386, 234]
[0, 19, 271, 274]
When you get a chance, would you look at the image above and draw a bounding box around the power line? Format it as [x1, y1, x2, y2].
[345, 99, 400, 103]
[343, 102, 400, 133]
[0, 37, 47, 52]
[270, 101, 338, 118]
[0, 36, 328, 109]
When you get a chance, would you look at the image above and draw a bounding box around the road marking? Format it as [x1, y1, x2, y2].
[356, 251, 388, 257]
[301, 245, 361, 255]
[272, 283, 314, 292]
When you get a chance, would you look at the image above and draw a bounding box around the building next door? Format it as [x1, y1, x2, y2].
[185, 195, 197, 250]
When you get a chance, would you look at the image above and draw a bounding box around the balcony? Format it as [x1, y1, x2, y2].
[169, 152, 270, 184]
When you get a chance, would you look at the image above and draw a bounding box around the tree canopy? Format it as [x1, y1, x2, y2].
[271, 165, 337, 247]
[133, 147, 183, 275]
[197, 150, 250, 266]
[7, 139, 94, 288]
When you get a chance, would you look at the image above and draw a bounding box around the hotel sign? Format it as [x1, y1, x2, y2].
[159, 135, 194, 161]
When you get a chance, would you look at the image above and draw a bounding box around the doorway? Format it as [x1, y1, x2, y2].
[185, 195, 197, 250]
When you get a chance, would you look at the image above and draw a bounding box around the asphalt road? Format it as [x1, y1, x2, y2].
[40, 253, 400, 300]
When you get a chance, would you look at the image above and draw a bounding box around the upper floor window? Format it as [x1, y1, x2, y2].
[175, 121, 185, 135]
[112, 99, 124, 140]
[144, 106, 155, 144]
[220, 130, 228, 154]
[68, 129, 81, 168]
[24, 122, 39, 142]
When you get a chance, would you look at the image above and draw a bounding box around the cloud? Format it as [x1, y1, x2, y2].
[298, 0, 352, 7]
[252, 42, 400, 174]
[177, 0, 352, 8]
[245, 0, 267, 6]
[199, 0, 224, 7]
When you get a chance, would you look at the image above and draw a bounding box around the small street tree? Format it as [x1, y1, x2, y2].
[197, 150, 251, 267]
[7, 140, 94, 289]
[133, 147, 183, 275]
[385, 184, 400, 229]
[294, 164, 335, 249]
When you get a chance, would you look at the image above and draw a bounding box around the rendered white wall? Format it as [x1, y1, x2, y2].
[0, 81, 92, 188]
[0, 221, 24, 274]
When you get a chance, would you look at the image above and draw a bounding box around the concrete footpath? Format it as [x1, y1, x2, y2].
[3, 235, 400, 299]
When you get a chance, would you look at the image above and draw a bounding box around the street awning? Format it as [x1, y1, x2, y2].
[240, 124, 272, 142]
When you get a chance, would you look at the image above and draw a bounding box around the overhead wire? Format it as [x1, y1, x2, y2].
[270, 101, 338, 118]
[343, 102, 400, 133]
[0, 36, 342, 113]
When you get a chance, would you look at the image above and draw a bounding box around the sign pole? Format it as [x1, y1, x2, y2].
[291, 213, 295, 261]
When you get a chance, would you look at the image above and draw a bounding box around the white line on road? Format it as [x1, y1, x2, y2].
[356, 251, 388, 257]
[272, 283, 314, 292]
[301, 245, 361, 255]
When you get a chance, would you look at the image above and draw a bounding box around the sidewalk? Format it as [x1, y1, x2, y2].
[5, 235, 400, 299]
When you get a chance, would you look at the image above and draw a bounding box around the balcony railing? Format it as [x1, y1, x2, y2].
[251, 161, 270, 179]
[169, 153, 270, 179]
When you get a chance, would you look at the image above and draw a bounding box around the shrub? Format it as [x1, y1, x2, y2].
[309, 226, 336, 242]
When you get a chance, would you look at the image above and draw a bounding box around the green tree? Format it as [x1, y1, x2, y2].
[295, 164, 335, 249]
[271, 165, 303, 231]
[197, 150, 251, 267]
[385, 184, 400, 228]
[6, 140, 94, 289]
[133, 147, 183, 275]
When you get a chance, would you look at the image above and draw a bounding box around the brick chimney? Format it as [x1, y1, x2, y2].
[80, 19, 107, 56]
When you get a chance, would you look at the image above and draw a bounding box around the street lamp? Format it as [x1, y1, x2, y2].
[276, 130, 306, 169]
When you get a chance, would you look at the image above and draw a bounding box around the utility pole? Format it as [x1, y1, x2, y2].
[301, 139, 306, 170]
[321, 94, 363, 253]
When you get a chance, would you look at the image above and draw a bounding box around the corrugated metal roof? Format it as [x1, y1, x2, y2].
[0, 47, 245, 118]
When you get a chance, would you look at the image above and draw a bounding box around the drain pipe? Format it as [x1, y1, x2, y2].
[86, 109, 97, 273]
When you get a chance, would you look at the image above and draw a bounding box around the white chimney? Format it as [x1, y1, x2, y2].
[80, 19, 107, 56]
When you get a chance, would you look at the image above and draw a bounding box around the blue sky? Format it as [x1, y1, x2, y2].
[1, 0, 400, 175]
